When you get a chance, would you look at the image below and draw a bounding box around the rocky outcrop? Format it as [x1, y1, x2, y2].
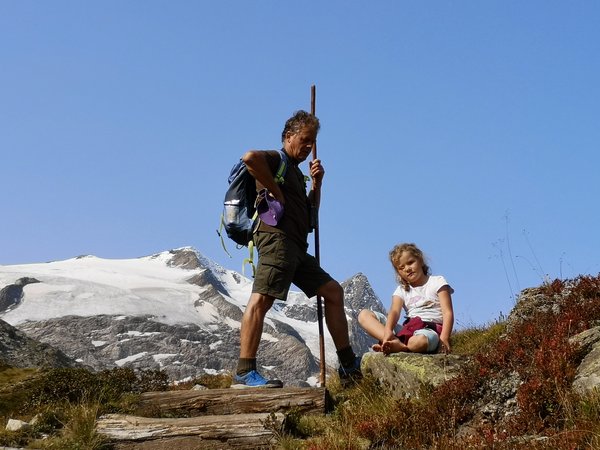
[360, 351, 525, 424]
[504, 283, 600, 395]
[361, 351, 469, 399]
[17, 314, 318, 386]
[342, 273, 386, 315]
[471, 370, 522, 424]
[0, 318, 78, 369]
[571, 326, 600, 394]
[0, 277, 39, 313]
[163, 248, 203, 270]
[342, 273, 388, 356]
[505, 283, 573, 331]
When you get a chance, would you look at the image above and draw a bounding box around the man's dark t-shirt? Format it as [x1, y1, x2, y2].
[255, 150, 311, 250]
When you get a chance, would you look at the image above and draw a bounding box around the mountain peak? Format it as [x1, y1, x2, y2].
[342, 272, 386, 314]
[164, 247, 203, 270]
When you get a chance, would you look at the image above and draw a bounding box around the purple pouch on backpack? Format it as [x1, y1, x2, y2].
[256, 189, 284, 226]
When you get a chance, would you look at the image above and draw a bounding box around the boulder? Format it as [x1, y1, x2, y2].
[571, 326, 600, 394]
[5, 419, 29, 432]
[505, 286, 563, 331]
[361, 351, 469, 399]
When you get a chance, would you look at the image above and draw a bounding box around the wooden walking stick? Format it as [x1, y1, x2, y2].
[310, 84, 327, 386]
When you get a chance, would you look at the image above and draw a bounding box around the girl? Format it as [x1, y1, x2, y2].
[358, 243, 454, 354]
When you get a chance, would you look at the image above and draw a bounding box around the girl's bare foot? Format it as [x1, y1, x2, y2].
[382, 338, 409, 354]
[372, 342, 384, 352]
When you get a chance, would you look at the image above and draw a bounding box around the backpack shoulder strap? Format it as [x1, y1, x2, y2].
[274, 149, 288, 184]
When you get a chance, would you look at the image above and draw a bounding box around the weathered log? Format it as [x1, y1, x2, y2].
[97, 413, 283, 450]
[134, 387, 328, 417]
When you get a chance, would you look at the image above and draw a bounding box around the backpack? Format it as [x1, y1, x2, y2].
[218, 150, 288, 274]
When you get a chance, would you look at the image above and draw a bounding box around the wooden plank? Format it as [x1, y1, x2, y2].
[97, 413, 283, 449]
[135, 387, 328, 417]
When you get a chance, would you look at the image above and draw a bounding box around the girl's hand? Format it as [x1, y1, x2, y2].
[439, 337, 451, 354]
[381, 329, 396, 343]
[380, 330, 397, 355]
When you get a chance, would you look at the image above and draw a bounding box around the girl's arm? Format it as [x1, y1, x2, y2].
[438, 286, 454, 353]
[383, 296, 404, 342]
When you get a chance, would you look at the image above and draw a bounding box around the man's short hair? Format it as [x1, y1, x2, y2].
[281, 110, 320, 143]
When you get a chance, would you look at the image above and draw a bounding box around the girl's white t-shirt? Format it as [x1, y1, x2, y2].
[392, 275, 453, 323]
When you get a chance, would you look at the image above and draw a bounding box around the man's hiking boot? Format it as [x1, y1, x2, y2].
[231, 370, 283, 389]
[338, 356, 363, 388]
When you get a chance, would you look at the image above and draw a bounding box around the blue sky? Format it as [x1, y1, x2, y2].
[1, 1, 599, 328]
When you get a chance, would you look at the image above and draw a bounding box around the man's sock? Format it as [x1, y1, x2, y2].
[336, 346, 357, 368]
[236, 358, 257, 376]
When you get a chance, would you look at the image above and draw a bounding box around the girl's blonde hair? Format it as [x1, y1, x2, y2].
[389, 243, 430, 291]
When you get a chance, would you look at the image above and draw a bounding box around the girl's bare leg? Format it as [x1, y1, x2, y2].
[407, 334, 429, 353]
[357, 310, 386, 351]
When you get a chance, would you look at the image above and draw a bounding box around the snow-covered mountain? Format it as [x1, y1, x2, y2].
[0, 247, 386, 385]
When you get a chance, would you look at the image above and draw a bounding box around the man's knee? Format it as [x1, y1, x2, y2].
[246, 293, 275, 315]
[317, 280, 343, 304]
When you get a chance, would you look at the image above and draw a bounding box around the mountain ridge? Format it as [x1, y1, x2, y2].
[0, 247, 384, 385]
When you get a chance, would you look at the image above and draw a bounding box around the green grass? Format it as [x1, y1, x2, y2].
[0, 367, 39, 417]
[0, 366, 168, 449]
[451, 320, 506, 356]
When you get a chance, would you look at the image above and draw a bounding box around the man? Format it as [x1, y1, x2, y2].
[232, 110, 361, 388]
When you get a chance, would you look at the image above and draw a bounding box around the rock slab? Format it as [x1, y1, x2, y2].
[361, 351, 469, 398]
